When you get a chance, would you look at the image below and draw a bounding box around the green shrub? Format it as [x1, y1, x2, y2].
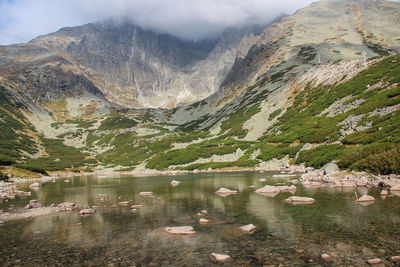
[13, 164, 48, 175]
[295, 144, 346, 169]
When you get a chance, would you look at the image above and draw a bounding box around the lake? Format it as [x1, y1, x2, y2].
[0, 171, 399, 266]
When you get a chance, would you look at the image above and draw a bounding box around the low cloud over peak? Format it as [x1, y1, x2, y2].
[0, 0, 320, 45]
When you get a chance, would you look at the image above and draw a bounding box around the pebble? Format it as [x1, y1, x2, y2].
[199, 218, 209, 224]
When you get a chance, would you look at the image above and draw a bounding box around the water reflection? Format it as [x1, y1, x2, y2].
[1, 172, 400, 266]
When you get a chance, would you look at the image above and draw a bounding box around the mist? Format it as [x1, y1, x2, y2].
[1, 0, 319, 45]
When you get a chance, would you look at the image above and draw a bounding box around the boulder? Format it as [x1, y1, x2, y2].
[131, 205, 142, 209]
[170, 180, 181, 186]
[209, 253, 232, 264]
[285, 196, 315, 204]
[276, 185, 289, 191]
[356, 195, 375, 202]
[79, 208, 96, 215]
[201, 210, 208, 215]
[255, 185, 280, 194]
[380, 190, 388, 196]
[288, 185, 297, 191]
[258, 178, 266, 182]
[322, 163, 339, 175]
[139, 192, 153, 196]
[164, 226, 197, 235]
[57, 202, 75, 211]
[199, 218, 209, 224]
[215, 188, 237, 195]
[239, 224, 257, 234]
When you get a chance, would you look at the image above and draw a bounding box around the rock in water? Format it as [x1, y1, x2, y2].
[284, 196, 315, 204]
[29, 183, 41, 189]
[380, 190, 388, 196]
[79, 208, 96, 215]
[209, 253, 232, 264]
[164, 226, 197, 235]
[215, 188, 237, 195]
[258, 178, 266, 182]
[201, 209, 208, 215]
[390, 184, 400, 191]
[139, 192, 153, 196]
[24, 200, 42, 209]
[199, 218, 209, 224]
[367, 258, 382, 264]
[356, 195, 375, 202]
[255, 185, 280, 194]
[170, 180, 181, 186]
[118, 201, 130, 206]
[239, 224, 257, 234]
[131, 205, 142, 209]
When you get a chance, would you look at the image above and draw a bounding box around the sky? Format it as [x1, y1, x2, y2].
[0, 0, 319, 45]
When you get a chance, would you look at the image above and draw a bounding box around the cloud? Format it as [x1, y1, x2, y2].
[0, 0, 324, 44]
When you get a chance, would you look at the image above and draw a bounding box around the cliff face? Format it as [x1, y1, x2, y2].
[0, 21, 263, 109]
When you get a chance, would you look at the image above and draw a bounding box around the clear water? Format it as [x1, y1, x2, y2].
[0, 171, 399, 266]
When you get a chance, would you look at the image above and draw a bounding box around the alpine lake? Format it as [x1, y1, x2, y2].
[0, 171, 399, 266]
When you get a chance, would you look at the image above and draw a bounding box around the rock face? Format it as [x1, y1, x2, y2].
[1, 22, 263, 109]
[209, 253, 232, 264]
[164, 226, 197, 235]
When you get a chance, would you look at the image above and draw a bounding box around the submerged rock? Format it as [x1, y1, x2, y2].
[356, 195, 375, 202]
[239, 224, 257, 234]
[209, 253, 232, 264]
[255, 185, 280, 194]
[164, 226, 197, 235]
[79, 208, 96, 215]
[284, 196, 315, 204]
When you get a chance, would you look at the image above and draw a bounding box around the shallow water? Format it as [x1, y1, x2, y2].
[0, 171, 399, 266]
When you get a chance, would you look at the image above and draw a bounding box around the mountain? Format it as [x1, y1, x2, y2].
[0, 0, 399, 176]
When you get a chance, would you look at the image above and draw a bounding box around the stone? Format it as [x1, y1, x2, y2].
[209, 253, 232, 264]
[290, 179, 299, 185]
[284, 196, 315, 204]
[259, 178, 266, 182]
[390, 184, 400, 191]
[288, 185, 297, 191]
[322, 163, 339, 174]
[249, 185, 256, 188]
[367, 258, 382, 264]
[119, 201, 130, 206]
[164, 226, 197, 235]
[57, 202, 75, 211]
[79, 208, 96, 215]
[170, 180, 181, 186]
[255, 185, 280, 194]
[0, 221, 4, 224]
[391, 256, 400, 262]
[276, 186, 289, 191]
[380, 190, 388, 196]
[139, 192, 153, 196]
[321, 253, 331, 261]
[131, 205, 142, 209]
[64, 180, 70, 183]
[199, 218, 209, 224]
[24, 200, 42, 209]
[215, 188, 237, 195]
[239, 224, 257, 234]
[201, 209, 208, 215]
[131, 209, 137, 213]
[273, 174, 298, 178]
[356, 195, 375, 202]
[29, 183, 41, 188]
